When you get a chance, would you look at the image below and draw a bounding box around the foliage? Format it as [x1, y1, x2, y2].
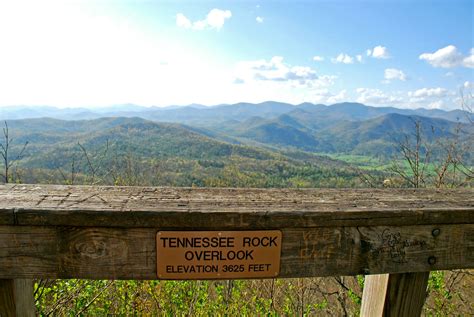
[35, 278, 362, 316]
[424, 270, 474, 316]
[1, 113, 470, 315]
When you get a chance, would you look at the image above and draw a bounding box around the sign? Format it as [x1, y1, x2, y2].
[156, 230, 282, 279]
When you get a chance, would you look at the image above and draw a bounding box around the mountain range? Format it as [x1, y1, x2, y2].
[1, 102, 471, 124]
[2, 102, 473, 173]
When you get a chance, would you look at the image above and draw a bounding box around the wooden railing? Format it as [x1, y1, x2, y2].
[0, 185, 473, 316]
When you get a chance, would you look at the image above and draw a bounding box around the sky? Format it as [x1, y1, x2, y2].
[0, 0, 472, 110]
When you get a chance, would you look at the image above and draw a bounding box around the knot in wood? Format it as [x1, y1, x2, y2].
[75, 241, 107, 259]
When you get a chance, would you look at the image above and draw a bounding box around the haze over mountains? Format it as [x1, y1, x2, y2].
[2, 102, 472, 157]
[2, 101, 472, 187]
[1, 101, 471, 123]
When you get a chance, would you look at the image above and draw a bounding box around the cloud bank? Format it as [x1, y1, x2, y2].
[176, 9, 232, 30]
[384, 68, 407, 82]
[419, 45, 473, 68]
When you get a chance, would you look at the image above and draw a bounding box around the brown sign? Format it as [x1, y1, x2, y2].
[156, 230, 282, 279]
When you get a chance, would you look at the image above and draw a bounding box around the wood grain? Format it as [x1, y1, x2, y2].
[0, 209, 13, 225]
[383, 272, 430, 316]
[0, 280, 16, 317]
[360, 274, 389, 317]
[0, 279, 35, 317]
[361, 272, 429, 317]
[0, 185, 472, 228]
[0, 224, 471, 280]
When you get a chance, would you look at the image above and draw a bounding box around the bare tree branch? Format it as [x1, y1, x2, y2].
[0, 121, 28, 183]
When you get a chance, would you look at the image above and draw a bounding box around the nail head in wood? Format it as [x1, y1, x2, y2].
[428, 256, 437, 265]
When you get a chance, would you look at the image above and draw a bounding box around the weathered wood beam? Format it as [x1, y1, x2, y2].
[0, 209, 14, 225]
[0, 224, 471, 280]
[0, 185, 472, 228]
[0, 184, 472, 315]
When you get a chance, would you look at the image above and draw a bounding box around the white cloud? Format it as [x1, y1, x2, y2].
[238, 56, 316, 84]
[406, 87, 458, 110]
[256, 16, 264, 23]
[310, 89, 332, 102]
[308, 89, 347, 104]
[426, 100, 445, 109]
[313, 56, 324, 62]
[176, 13, 192, 28]
[235, 56, 337, 89]
[331, 53, 354, 64]
[327, 90, 347, 104]
[463, 48, 474, 68]
[463, 81, 474, 89]
[372, 46, 390, 58]
[367, 45, 390, 59]
[356, 88, 402, 105]
[408, 87, 447, 98]
[176, 9, 232, 31]
[419, 45, 473, 68]
[315, 75, 338, 87]
[419, 45, 461, 68]
[206, 9, 232, 29]
[354, 87, 458, 110]
[384, 68, 407, 82]
[331, 53, 364, 64]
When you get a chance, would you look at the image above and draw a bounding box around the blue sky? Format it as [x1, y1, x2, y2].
[0, 0, 472, 109]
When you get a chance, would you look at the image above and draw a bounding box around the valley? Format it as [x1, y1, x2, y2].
[2, 102, 472, 188]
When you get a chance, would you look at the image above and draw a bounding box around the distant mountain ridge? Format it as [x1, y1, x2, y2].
[220, 112, 473, 155]
[7, 114, 472, 162]
[1, 101, 471, 124]
[2, 102, 472, 163]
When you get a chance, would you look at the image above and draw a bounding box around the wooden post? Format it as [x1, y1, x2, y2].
[361, 272, 429, 317]
[360, 274, 389, 316]
[0, 279, 36, 317]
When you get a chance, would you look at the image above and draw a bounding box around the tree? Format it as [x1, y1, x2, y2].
[429, 88, 474, 187]
[77, 140, 110, 185]
[460, 85, 473, 124]
[0, 121, 28, 184]
[456, 85, 474, 180]
[389, 119, 430, 188]
[388, 115, 473, 189]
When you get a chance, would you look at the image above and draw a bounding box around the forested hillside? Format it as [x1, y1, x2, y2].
[3, 102, 472, 188]
[4, 102, 472, 158]
[5, 117, 369, 188]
